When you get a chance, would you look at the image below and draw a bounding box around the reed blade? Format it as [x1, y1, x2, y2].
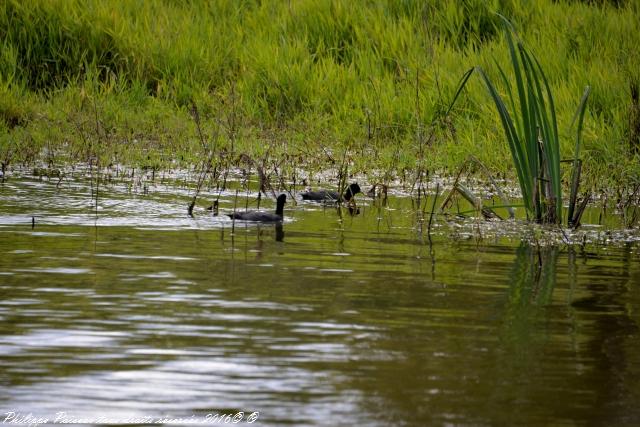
[568, 86, 591, 226]
[475, 66, 533, 215]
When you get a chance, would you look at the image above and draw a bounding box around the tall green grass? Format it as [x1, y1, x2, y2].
[0, 0, 638, 196]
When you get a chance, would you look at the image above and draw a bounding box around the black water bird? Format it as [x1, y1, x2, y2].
[227, 194, 286, 222]
[301, 183, 361, 202]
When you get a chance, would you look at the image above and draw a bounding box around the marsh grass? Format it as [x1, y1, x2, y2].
[0, 0, 638, 204]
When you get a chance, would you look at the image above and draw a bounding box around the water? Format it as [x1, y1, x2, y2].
[1, 173, 640, 426]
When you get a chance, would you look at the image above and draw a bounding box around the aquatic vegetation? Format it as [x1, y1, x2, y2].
[454, 16, 592, 226]
[0, 0, 638, 203]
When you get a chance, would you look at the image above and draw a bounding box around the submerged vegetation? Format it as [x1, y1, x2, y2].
[1, 0, 639, 214]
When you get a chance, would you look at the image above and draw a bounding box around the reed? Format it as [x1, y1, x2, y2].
[470, 16, 590, 225]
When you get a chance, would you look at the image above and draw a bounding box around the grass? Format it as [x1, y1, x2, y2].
[0, 0, 639, 201]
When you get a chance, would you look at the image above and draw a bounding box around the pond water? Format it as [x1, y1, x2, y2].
[1, 172, 639, 426]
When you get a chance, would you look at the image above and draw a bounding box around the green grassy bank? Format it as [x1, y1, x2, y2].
[1, 0, 639, 195]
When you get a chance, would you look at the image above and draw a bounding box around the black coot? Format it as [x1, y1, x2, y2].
[301, 183, 361, 202]
[227, 194, 286, 222]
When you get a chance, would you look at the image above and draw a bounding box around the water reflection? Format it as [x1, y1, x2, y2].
[569, 242, 640, 425]
[1, 174, 640, 425]
[507, 243, 558, 309]
[275, 222, 284, 242]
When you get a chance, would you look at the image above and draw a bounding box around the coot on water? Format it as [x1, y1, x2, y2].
[227, 194, 286, 222]
[301, 183, 361, 202]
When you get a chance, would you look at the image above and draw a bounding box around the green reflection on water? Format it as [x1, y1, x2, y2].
[0, 177, 639, 426]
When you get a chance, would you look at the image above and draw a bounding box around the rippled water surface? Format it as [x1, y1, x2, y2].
[1, 174, 640, 426]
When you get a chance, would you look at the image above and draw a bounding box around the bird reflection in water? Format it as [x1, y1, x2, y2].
[275, 222, 284, 242]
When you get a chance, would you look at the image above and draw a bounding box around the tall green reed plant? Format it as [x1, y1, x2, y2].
[460, 15, 590, 225]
